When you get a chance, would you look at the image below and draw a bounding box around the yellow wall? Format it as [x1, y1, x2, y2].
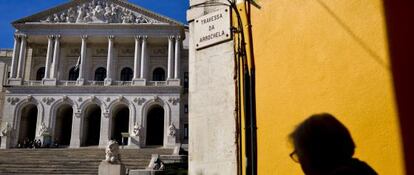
[249, 0, 405, 174]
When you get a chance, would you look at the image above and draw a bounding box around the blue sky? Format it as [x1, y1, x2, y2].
[0, 0, 188, 48]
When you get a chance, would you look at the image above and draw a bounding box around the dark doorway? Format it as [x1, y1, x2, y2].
[18, 104, 38, 144]
[94, 67, 106, 81]
[152, 68, 165, 81]
[54, 104, 73, 146]
[83, 104, 101, 146]
[36, 67, 45, 80]
[120, 67, 133, 81]
[111, 105, 129, 145]
[146, 105, 164, 146]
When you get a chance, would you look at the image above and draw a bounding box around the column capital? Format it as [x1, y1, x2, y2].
[168, 35, 175, 40]
[13, 34, 20, 39]
[19, 34, 27, 40]
[81, 35, 88, 40]
[47, 35, 55, 40]
[108, 35, 115, 40]
[175, 36, 181, 40]
[134, 35, 141, 40]
[54, 35, 61, 39]
[142, 35, 148, 40]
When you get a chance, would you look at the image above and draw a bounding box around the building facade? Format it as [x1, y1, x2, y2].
[0, 0, 189, 149]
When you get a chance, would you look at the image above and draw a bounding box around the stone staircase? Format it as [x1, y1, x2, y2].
[0, 148, 173, 175]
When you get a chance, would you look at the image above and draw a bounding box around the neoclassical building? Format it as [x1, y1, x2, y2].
[0, 0, 189, 149]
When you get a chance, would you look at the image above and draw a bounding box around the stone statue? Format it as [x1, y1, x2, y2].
[42, 0, 160, 24]
[104, 140, 121, 164]
[147, 155, 165, 170]
[38, 122, 50, 136]
[0, 122, 12, 137]
[132, 123, 142, 137]
[168, 124, 176, 137]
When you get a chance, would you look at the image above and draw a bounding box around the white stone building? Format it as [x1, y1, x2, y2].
[0, 0, 189, 149]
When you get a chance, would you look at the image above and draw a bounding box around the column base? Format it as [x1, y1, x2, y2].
[7, 78, 23, 86]
[42, 78, 57, 86]
[167, 79, 180, 86]
[104, 78, 112, 86]
[0, 136, 11, 149]
[76, 78, 85, 86]
[132, 79, 146, 86]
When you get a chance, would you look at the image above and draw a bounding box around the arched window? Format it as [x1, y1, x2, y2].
[152, 68, 165, 81]
[120, 67, 133, 81]
[36, 67, 45, 80]
[94, 67, 106, 81]
[68, 67, 79, 81]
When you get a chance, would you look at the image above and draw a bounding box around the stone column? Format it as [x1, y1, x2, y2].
[50, 35, 60, 80]
[44, 35, 54, 80]
[139, 36, 147, 80]
[16, 35, 27, 79]
[99, 112, 110, 148]
[167, 36, 174, 80]
[133, 36, 141, 80]
[10, 34, 20, 78]
[69, 112, 82, 148]
[105, 35, 114, 86]
[77, 35, 87, 85]
[174, 36, 181, 79]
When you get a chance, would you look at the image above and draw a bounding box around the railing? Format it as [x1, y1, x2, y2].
[22, 81, 42, 86]
[147, 81, 167, 86]
[10, 80, 171, 87]
[58, 81, 77, 86]
[86, 81, 104, 86]
[113, 81, 132, 86]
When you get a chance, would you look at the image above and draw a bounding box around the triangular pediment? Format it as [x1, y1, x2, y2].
[13, 0, 183, 25]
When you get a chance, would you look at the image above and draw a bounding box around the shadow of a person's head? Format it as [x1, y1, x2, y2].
[290, 113, 376, 175]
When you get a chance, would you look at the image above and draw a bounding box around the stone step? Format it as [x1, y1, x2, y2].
[0, 148, 173, 175]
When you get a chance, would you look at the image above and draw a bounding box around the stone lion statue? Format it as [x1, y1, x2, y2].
[104, 140, 121, 164]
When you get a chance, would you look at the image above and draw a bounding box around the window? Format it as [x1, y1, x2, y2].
[36, 67, 45, 80]
[184, 124, 189, 139]
[184, 72, 189, 89]
[94, 67, 106, 81]
[68, 67, 79, 80]
[120, 67, 133, 81]
[184, 104, 188, 114]
[152, 67, 165, 81]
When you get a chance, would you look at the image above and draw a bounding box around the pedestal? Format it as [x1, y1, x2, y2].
[98, 161, 126, 175]
[7, 78, 22, 86]
[166, 136, 176, 148]
[166, 79, 180, 86]
[132, 79, 146, 86]
[104, 78, 112, 86]
[76, 78, 85, 86]
[0, 136, 10, 149]
[42, 78, 57, 86]
[128, 136, 141, 148]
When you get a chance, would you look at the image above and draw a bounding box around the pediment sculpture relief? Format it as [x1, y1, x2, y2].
[41, 0, 160, 24]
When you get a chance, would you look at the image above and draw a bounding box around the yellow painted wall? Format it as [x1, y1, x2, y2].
[248, 0, 405, 174]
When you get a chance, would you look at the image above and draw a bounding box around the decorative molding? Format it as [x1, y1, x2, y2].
[75, 112, 81, 118]
[117, 95, 124, 102]
[7, 97, 20, 105]
[42, 97, 55, 105]
[62, 95, 68, 101]
[168, 97, 179, 105]
[106, 97, 111, 102]
[78, 97, 83, 102]
[168, 123, 176, 137]
[40, 0, 161, 24]
[103, 112, 110, 118]
[133, 97, 146, 105]
[26, 95, 33, 102]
